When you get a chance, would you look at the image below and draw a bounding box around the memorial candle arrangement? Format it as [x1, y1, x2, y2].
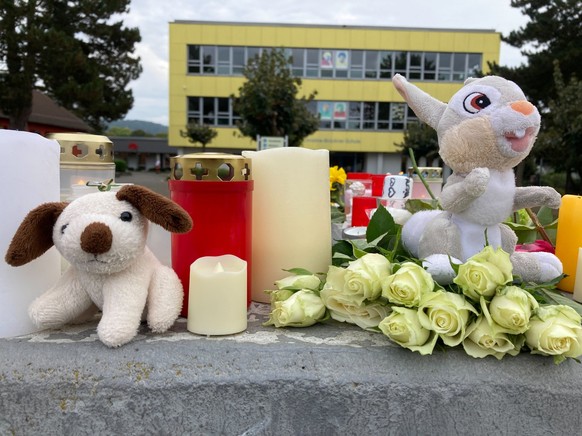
[0, 131, 61, 338]
[187, 255, 247, 335]
[242, 148, 331, 303]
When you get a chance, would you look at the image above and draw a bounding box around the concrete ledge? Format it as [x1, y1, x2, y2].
[1, 303, 582, 435]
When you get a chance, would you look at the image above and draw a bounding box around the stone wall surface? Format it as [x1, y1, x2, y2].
[1, 303, 581, 435]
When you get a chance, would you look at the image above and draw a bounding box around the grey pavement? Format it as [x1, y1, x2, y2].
[116, 170, 171, 198]
[1, 303, 582, 435]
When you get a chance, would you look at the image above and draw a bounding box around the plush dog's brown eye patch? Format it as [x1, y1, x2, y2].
[120, 211, 132, 222]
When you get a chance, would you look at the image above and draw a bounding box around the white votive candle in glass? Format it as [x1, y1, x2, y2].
[187, 255, 247, 335]
[573, 248, 582, 303]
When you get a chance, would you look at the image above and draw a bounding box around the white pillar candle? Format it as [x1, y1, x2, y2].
[242, 148, 331, 302]
[187, 255, 247, 335]
[0, 131, 61, 338]
[573, 248, 582, 303]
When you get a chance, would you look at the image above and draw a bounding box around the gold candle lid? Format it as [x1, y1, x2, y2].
[49, 133, 114, 165]
[170, 153, 251, 181]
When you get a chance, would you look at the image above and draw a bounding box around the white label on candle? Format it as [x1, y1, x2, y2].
[187, 255, 247, 336]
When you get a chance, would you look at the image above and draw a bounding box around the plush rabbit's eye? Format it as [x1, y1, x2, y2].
[463, 92, 491, 114]
[120, 211, 133, 222]
[60, 224, 68, 234]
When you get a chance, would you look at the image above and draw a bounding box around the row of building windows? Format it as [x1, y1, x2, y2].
[187, 45, 482, 82]
[187, 97, 417, 131]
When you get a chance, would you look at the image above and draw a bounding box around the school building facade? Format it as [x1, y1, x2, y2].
[168, 21, 500, 173]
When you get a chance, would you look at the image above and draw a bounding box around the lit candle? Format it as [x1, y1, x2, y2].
[187, 255, 247, 335]
[555, 195, 582, 293]
[573, 248, 582, 303]
[1, 131, 61, 338]
[242, 148, 331, 303]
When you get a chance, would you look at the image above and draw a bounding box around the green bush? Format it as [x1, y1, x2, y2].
[114, 159, 128, 174]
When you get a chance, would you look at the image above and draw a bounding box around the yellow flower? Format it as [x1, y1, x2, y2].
[329, 166, 347, 191]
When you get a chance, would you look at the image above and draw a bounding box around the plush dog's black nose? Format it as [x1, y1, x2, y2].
[80, 222, 113, 254]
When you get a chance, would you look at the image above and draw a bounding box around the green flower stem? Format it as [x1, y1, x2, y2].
[408, 148, 437, 201]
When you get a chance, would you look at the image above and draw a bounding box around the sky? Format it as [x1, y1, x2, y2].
[122, 0, 530, 125]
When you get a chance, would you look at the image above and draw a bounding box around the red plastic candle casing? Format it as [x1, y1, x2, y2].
[169, 153, 253, 317]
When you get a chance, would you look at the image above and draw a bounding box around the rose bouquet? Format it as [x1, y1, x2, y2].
[263, 205, 582, 364]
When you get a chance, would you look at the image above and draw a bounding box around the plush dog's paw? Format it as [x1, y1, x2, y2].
[97, 322, 139, 348]
[28, 299, 66, 330]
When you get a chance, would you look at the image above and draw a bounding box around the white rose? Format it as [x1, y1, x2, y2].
[487, 286, 539, 334]
[265, 290, 326, 328]
[381, 262, 434, 307]
[379, 307, 437, 355]
[324, 254, 391, 305]
[525, 305, 582, 361]
[320, 287, 391, 330]
[462, 315, 524, 360]
[418, 290, 479, 347]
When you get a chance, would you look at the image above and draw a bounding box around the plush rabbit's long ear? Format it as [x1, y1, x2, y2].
[392, 74, 447, 129]
[116, 185, 193, 234]
[5, 202, 67, 267]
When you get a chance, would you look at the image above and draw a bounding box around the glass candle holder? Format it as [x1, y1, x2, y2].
[49, 133, 116, 201]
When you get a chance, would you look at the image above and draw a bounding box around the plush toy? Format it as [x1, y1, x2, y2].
[392, 74, 563, 284]
[4, 185, 193, 347]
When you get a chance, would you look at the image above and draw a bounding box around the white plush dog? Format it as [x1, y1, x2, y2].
[5, 185, 192, 347]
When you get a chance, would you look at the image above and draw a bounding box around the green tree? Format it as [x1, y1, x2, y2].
[535, 63, 582, 193]
[180, 123, 218, 152]
[489, 0, 582, 109]
[231, 48, 319, 147]
[396, 122, 440, 168]
[0, 0, 142, 132]
[105, 126, 132, 137]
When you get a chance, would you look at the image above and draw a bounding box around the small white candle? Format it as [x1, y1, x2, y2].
[187, 255, 247, 335]
[573, 248, 582, 303]
[242, 148, 331, 302]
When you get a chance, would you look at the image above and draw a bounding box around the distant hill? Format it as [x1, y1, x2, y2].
[108, 119, 168, 135]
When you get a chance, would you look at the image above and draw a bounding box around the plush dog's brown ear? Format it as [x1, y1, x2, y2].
[5, 202, 68, 267]
[116, 185, 193, 233]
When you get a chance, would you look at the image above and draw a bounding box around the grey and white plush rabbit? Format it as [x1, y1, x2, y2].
[392, 74, 562, 284]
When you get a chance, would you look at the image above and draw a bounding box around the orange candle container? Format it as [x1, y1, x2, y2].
[555, 195, 582, 292]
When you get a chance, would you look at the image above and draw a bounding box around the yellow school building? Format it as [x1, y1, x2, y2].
[168, 21, 500, 173]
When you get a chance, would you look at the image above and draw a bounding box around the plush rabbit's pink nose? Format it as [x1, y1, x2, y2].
[80, 222, 112, 254]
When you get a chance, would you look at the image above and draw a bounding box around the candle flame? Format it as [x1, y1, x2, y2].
[213, 262, 225, 273]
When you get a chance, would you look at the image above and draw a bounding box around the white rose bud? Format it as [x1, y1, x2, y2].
[265, 290, 326, 328]
[275, 274, 321, 291]
[379, 307, 437, 355]
[381, 262, 434, 307]
[488, 286, 539, 334]
[525, 305, 582, 361]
